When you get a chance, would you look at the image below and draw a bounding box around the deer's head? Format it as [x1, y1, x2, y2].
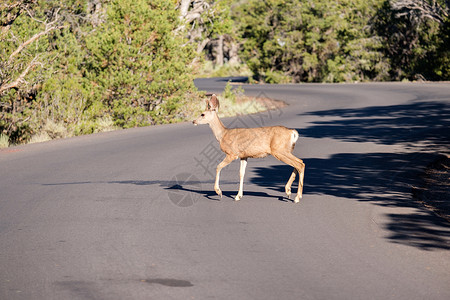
[193, 94, 220, 126]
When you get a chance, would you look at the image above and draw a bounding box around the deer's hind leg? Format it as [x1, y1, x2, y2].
[285, 168, 298, 199]
[273, 152, 305, 203]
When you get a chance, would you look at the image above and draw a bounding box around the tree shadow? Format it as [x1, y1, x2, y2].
[213, 76, 249, 83]
[386, 212, 450, 251]
[41, 101, 450, 249]
[251, 151, 450, 250]
[252, 100, 450, 250]
[299, 101, 450, 150]
[252, 152, 436, 206]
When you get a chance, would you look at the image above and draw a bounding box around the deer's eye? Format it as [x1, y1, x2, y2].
[201, 114, 205, 117]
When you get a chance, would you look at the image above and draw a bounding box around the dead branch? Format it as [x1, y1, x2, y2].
[1, 1, 37, 36]
[391, 0, 449, 24]
[197, 37, 210, 54]
[176, 0, 210, 32]
[0, 56, 43, 94]
[8, 9, 67, 62]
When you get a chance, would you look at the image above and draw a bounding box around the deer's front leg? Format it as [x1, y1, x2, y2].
[215, 155, 234, 198]
[235, 158, 247, 201]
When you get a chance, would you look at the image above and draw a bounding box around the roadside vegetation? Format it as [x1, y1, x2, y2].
[1, 0, 448, 147]
[414, 154, 450, 222]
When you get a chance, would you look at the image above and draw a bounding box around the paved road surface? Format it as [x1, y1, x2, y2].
[1, 79, 449, 299]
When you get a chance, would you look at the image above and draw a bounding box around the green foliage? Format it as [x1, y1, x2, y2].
[236, 0, 388, 83]
[222, 81, 244, 103]
[372, 0, 449, 80]
[197, 61, 253, 78]
[1, 0, 448, 146]
[1, 0, 199, 145]
[206, 0, 235, 38]
[84, 0, 196, 127]
[433, 19, 450, 79]
[235, 0, 447, 82]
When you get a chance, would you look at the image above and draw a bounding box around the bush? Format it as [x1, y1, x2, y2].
[1, 0, 200, 145]
[235, 0, 447, 82]
[84, 0, 196, 127]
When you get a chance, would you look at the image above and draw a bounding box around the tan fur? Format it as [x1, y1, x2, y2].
[193, 95, 305, 202]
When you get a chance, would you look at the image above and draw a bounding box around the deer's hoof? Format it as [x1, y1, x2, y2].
[215, 188, 222, 198]
[235, 194, 242, 201]
[293, 195, 302, 203]
[285, 186, 292, 199]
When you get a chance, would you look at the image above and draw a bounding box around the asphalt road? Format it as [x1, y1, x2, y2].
[1, 79, 449, 300]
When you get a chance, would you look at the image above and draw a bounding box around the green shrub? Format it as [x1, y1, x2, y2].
[1, 0, 200, 145]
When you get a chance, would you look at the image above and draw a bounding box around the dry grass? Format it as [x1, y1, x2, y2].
[29, 119, 70, 144]
[184, 93, 287, 123]
[28, 132, 52, 144]
[27, 117, 119, 145]
[0, 134, 9, 148]
[4, 90, 286, 147]
[96, 116, 119, 133]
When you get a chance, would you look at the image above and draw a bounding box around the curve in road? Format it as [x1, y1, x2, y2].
[1, 79, 449, 299]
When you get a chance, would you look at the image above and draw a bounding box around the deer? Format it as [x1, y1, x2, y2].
[193, 94, 305, 203]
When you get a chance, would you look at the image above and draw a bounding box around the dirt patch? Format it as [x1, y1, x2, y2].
[205, 91, 288, 111]
[236, 95, 288, 110]
[413, 154, 450, 222]
[250, 97, 287, 110]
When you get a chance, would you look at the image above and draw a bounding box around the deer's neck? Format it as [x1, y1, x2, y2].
[209, 113, 227, 142]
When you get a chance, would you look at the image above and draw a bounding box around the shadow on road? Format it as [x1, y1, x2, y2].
[43, 179, 280, 203]
[252, 152, 435, 204]
[252, 100, 450, 250]
[111, 179, 278, 201]
[299, 101, 449, 149]
[252, 152, 450, 250]
[42, 101, 449, 250]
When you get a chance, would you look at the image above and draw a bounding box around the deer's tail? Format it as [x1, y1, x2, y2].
[291, 129, 299, 151]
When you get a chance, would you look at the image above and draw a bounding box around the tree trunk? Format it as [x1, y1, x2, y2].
[197, 38, 210, 54]
[228, 41, 240, 65]
[179, 0, 191, 18]
[215, 35, 224, 67]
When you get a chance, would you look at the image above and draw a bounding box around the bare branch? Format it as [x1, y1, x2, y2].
[0, 56, 43, 94]
[24, 7, 44, 24]
[196, 37, 210, 54]
[7, 9, 67, 63]
[178, 0, 210, 24]
[7, 25, 67, 62]
[391, 0, 449, 24]
[0, 1, 21, 11]
[1, 1, 38, 36]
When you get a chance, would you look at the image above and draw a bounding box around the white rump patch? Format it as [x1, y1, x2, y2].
[291, 130, 299, 145]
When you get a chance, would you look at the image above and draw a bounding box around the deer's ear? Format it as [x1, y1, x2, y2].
[208, 94, 220, 111]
